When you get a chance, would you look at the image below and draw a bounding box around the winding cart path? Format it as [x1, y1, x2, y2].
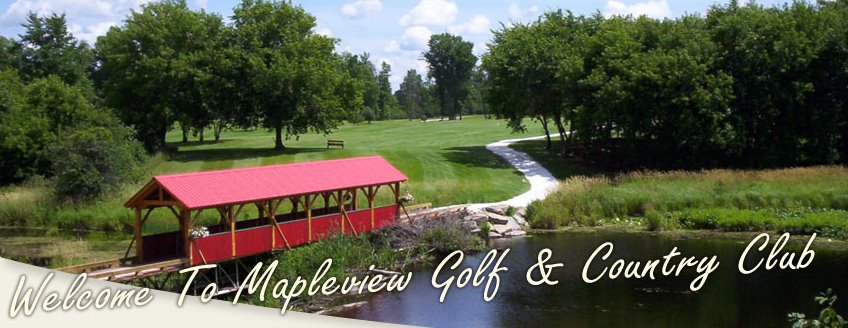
[468, 135, 558, 210]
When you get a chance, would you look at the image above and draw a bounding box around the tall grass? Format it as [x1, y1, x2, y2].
[526, 166, 848, 238]
[239, 215, 482, 310]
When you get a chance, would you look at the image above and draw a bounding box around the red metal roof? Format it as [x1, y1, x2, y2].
[132, 156, 407, 210]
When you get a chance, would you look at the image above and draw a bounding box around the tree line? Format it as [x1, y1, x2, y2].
[483, 1, 848, 169]
[0, 13, 146, 199]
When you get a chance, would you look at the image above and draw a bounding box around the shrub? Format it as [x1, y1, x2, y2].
[419, 217, 482, 255]
[505, 206, 517, 217]
[52, 124, 146, 201]
[788, 289, 846, 328]
[362, 107, 375, 123]
[644, 205, 678, 231]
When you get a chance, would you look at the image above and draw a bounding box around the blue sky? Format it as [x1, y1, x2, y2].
[0, 0, 785, 87]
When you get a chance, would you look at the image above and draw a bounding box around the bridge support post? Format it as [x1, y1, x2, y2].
[307, 195, 313, 242]
[394, 182, 401, 220]
[368, 187, 375, 229]
[182, 209, 192, 264]
[134, 208, 143, 262]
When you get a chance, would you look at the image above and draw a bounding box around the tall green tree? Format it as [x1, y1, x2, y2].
[424, 33, 476, 120]
[707, 1, 841, 167]
[0, 36, 21, 71]
[340, 52, 378, 123]
[18, 13, 93, 86]
[96, 0, 223, 151]
[233, 0, 349, 149]
[376, 61, 396, 120]
[464, 66, 489, 117]
[397, 69, 426, 120]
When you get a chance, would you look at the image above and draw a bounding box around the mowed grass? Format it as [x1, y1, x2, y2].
[0, 117, 544, 235]
[160, 117, 542, 206]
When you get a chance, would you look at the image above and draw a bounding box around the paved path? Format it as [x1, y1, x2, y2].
[468, 135, 559, 210]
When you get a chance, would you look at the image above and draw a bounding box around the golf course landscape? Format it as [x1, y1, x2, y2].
[0, 117, 546, 266]
[1, 0, 848, 326]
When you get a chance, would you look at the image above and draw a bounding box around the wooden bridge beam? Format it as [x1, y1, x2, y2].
[134, 208, 143, 262]
[182, 209, 192, 264]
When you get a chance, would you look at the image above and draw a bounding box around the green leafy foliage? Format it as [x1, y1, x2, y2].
[232, 0, 352, 150]
[0, 74, 146, 199]
[484, 3, 848, 168]
[96, 0, 227, 151]
[396, 69, 428, 120]
[52, 125, 146, 201]
[424, 33, 476, 120]
[789, 289, 846, 328]
[18, 12, 93, 86]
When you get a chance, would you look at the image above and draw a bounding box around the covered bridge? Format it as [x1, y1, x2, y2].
[124, 156, 407, 266]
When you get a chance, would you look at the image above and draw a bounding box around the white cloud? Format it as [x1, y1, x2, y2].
[69, 21, 116, 44]
[472, 41, 487, 55]
[604, 0, 672, 19]
[400, 25, 432, 51]
[508, 3, 540, 22]
[448, 15, 490, 35]
[399, 0, 458, 27]
[314, 25, 332, 37]
[195, 0, 208, 10]
[383, 40, 401, 53]
[341, 0, 383, 18]
[0, 0, 149, 44]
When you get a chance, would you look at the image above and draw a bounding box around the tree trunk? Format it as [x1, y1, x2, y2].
[540, 114, 552, 150]
[181, 127, 189, 144]
[158, 125, 169, 152]
[479, 89, 487, 119]
[274, 125, 285, 150]
[199, 128, 204, 143]
[553, 112, 568, 157]
[214, 123, 223, 142]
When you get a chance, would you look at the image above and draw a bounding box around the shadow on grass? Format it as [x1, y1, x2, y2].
[170, 140, 228, 148]
[442, 146, 520, 172]
[508, 139, 601, 179]
[168, 147, 327, 163]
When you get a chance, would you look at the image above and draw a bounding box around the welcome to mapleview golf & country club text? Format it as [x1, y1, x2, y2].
[9, 232, 816, 318]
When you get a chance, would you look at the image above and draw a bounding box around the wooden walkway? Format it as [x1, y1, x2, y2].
[59, 258, 187, 282]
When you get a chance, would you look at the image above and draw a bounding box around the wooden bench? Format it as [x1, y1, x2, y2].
[327, 140, 345, 149]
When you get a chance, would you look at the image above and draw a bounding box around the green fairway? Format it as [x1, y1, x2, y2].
[161, 117, 543, 206]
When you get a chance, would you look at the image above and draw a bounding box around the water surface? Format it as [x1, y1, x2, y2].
[339, 232, 848, 327]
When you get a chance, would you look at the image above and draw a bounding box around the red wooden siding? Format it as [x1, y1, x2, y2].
[192, 233, 232, 265]
[310, 215, 341, 241]
[188, 205, 399, 266]
[277, 218, 310, 249]
[375, 205, 398, 227]
[235, 226, 272, 258]
[348, 209, 372, 233]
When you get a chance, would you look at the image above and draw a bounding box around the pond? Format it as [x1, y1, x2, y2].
[338, 231, 848, 327]
[0, 227, 129, 267]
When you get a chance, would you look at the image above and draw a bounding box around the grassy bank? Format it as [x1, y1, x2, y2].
[524, 165, 848, 239]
